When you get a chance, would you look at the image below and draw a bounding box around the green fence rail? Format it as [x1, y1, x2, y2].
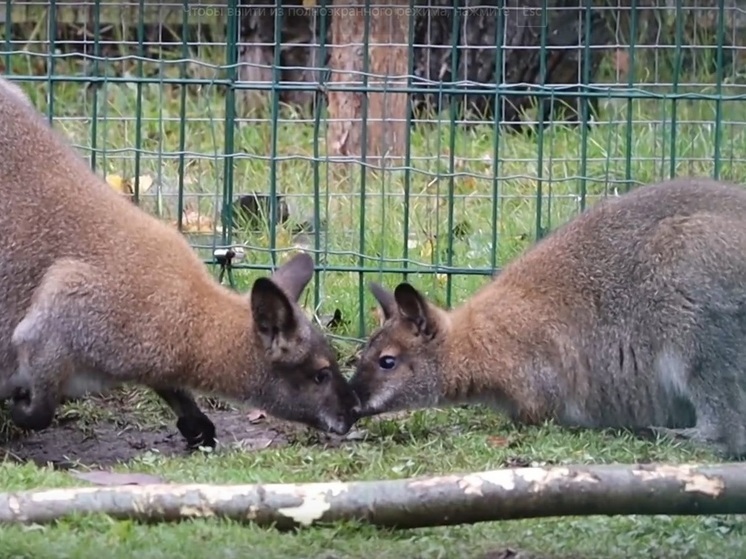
[1, 0, 745, 352]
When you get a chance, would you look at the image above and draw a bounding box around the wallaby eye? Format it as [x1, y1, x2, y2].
[378, 355, 397, 370]
[314, 368, 331, 385]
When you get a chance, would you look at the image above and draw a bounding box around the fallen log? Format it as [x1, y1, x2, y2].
[1, 463, 744, 529]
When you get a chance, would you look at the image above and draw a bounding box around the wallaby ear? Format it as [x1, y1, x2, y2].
[369, 282, 397, 321]
[269, 252, 314, 302]
[393, 282, 439, 338]
[250, 277, 299, 351]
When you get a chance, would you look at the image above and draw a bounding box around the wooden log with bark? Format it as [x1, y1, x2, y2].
[1, 463, 745, 528]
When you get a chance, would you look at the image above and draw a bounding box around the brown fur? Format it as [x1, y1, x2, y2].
[0, 76, 359, 447]
[350, 177, 746, 458]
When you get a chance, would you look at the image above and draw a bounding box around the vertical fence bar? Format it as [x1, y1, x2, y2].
[534, 0, 548, 241]
[89, 0, 102, 172]
[46, 0, 57, 124]
[444, 0, 461, 308]
[176, 0, 190, 231]
[268, 0, 284, 267]
[357, 0, 372, 338]
[489, 1, 505, 273]
[623, 0, 638, 192]
[222, 0, 239, 247]
[712, 0, 725, 179]
[577, 0, 592, 211]
[132, 0, 146, 204]
[668, 0, 683, 179]
[312, 1, 329, 311]
[3, 0, 11, 72]
[400, 0, 416, 283]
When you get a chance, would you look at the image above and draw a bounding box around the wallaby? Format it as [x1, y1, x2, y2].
[0, 76, 360, 448]
[350, 177, 746, 459]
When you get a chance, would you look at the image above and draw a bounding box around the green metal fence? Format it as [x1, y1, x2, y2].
[1, 0, 745, 350]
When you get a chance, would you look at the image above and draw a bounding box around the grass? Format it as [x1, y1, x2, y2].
[2, 44, 746, 558]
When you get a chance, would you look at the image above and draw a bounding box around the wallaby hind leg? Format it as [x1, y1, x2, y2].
[646, 426, 728, 454]
[153, 387, 216, 449]
[648, 373, 746, 459]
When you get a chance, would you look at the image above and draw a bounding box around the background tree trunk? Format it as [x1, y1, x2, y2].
[1, 463, 744, 529]
[326, 0, 410, 166]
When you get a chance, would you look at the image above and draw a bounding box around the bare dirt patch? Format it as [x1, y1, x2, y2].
[0, 394, 328, 468]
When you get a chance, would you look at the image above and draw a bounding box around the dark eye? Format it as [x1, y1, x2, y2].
[314, 368, 331, 385]
[378, 355, 397, 370]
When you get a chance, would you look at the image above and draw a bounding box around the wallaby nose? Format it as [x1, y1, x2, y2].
[330, 413, 353, 435]
[10, 397, 55, 432]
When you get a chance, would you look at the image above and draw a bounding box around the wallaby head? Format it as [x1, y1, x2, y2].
[245, 252, 360, 434]
[349, 177, 746, 459]
[0, 75, 359, 446]
[349, 282, 451, 417]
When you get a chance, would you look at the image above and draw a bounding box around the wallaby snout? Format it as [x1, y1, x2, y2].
[325, 388, 361, 435]
[9, 382, 56, 432]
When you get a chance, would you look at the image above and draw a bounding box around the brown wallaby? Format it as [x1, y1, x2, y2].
[0, 76, 359, 448]
[350, 177, 746, 458]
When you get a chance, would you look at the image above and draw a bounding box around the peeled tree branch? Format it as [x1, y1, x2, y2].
[1, 463, 744, 529]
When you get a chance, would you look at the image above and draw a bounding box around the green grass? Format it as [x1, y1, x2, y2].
[2, 48, 746, 558]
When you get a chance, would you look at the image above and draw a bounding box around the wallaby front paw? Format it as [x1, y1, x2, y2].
[176, 415, 217, 450]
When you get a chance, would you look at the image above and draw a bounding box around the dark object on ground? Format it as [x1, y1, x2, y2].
[232, 192, 290, 231]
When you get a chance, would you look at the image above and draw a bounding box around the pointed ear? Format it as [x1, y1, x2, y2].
[393, 282, 440, 338]
[269, 252, 314, 301]
[369, 282, 397, 321]
[250, 277, 299, 351]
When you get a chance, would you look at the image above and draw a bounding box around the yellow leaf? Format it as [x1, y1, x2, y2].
[176, 210, 215, 233]
[420, 238, 434, 260]
[105, 174, 131, 195]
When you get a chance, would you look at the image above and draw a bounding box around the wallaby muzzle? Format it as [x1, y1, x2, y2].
[10, 385, 56, 431]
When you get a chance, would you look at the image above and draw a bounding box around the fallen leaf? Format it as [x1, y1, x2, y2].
[71, 470, 165, 486]
[232, 437, 274, 451]
[105, 174, 131, 195]
[133, 174, 154, 194]
[247, 409, 267, 424]
[420, 237, 435, 259]
[342, 428, 367, 441]
[175, 209, 216, 233]
[486, 435, 511, 448]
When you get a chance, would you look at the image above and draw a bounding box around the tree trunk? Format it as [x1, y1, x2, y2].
[326, 0, 410, 167]
[1, 463, 744, 529]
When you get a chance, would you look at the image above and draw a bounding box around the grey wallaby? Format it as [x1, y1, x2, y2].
[350, 177, 746, 458]
[0, 76, 360, 448]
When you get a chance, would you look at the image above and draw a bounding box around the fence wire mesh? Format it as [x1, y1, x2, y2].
[1, 0, 745, 345]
